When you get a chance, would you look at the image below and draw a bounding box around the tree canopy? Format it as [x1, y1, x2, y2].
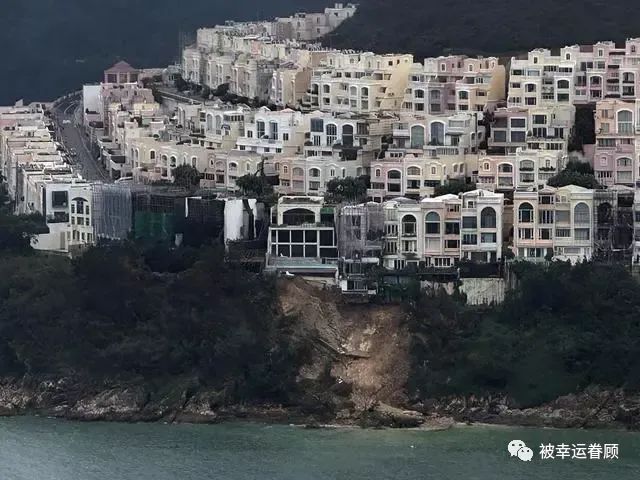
[547, 161, 600, 189]
[434, 180, 475, 196]
[172, 164, 201, 190]
[324, 175, 370, 204]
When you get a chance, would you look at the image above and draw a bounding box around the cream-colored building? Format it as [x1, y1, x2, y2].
[403, 55, 505, 115]
[306, 52, 414, 113]
[513, 185, 594, 263]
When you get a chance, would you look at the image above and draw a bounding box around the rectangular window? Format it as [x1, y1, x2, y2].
[445, 239, 459, 249]
[518, 228, 533, 240]
[555, 228, 571, 238]
[481, 233, 497, 243]
[462, 234, 477, 245]
[462, 217, 477, 229]
[445, 222, 460, 235]
[574, 228, 590, 241]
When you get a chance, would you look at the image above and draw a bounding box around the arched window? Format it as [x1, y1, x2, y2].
[483, 162, 490, 171]
[520, 160, 534, 171]
[342, 124, 354, 147]
[283, 208, 315, 225]
[206, 114, 213, 132]
[430, 121, 445, 146]
[431, 166, 436, 175]
[182, 154, 188, 165]
[387, 170, 401, 180]
[453, 164, 458, 173]
[414, 89, 425, 99]
[518, 202, 534, 223]
[330, 168, 335, 177]
[292, 167, 304, 176]
[245, 162, 251, 172]
[498, 163, 512, 173]
[322, 84, 330, 94]
[326, 123, 338, 146]
[170, 156, 177, 167]
[361, 87, 369, 97]
[149, 150, 156, 161]
[425, 212, 440, 234]
[161, 154, 168, 166]
[557, 79, 570, 89]
[617, 110, 633, 134]
[309, 168, 320, 178]
[574, 202, 590, 224]
[349, 86, 358, 96]
[375, 168, 381, 178]
[402, 214, 417, 236]
[192, 157, 198, 168]
[229, 162, 238, 171]
[283, 165, 289, 174]
[407, 166, 421, 176]
[215, 115, 222, 131]
[480, 207, 497, 228]
[275, 162, 280, 172]
[410, 125, 425, 149]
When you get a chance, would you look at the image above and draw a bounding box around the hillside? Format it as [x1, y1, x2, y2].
[325, 0, 640, 59]
[0, 0, 325, 104]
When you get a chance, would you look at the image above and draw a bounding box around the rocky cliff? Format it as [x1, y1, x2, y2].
[0, 278, 638, 430]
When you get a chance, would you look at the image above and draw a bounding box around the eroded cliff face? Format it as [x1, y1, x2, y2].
[0, 278, 638, 430]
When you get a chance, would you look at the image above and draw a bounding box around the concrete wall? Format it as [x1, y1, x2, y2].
[421, 277, 507, 305]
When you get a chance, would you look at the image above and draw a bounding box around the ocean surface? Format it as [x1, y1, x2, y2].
[0, 417, 638, 480]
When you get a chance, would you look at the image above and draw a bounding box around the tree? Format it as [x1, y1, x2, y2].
[172, 165, 201, 190]
[174, 75, 189, 92]
[236, 173, 274, 199]
[434, 180, 475, 196]
[547, 162, 600, 189]
[324, 175, 370, 203]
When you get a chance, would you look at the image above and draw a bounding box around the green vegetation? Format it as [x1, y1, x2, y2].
[408, 262, 640, 407]
[172, 164, 201, 190]
[434, 180, 476, 196]
[326, 0, 640, 60]
[547, 160, 600, 189]
[324, 175, 370, 203]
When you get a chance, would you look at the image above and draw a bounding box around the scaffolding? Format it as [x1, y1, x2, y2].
[336, 202, 385, 259]
[593, 187, 635, 264]
[92, 183, 137, 241]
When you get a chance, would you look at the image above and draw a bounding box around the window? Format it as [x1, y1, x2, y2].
[617, 110, 633, 134]
[574, 228, 590, 241]
[430, 122, 445, 146]
[574, 203, 590, 224]
[480, 207, 497, 228]
[462, 216, 477, 229]
[410, 125, 425, 149]
[511, 118, 526, 128]
[539, 210, 554, 224]
[402, 215, 417, 236]
[481, 232, 497, 243]
[555, 228, 570, 238]
[518, 228, 534, 240]
[444, 222, 460, 235]
[256, 121, 266, 138]
[518, 203, 534, 223]
[425, 212, 440, 234]
[149, 150, 156, 160]
[375, 169, 381, 178]
[326, 124, 338, 146]
[557, 79, 570, 89]
[310, 119, 324, 132]
[342, 124, 354, 147]
[462, 234, 477, 245]
[407, 166, 421, 176]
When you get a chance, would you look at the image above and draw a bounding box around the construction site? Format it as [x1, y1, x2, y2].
[593, 186, 635, 264]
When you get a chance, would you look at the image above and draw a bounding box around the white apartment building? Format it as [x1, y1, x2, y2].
[267, 195, 338, 262]
[32, 180, 95, 254]
[197, 104, 249, 151]
[489, 105, 574, 154]
[509, 39, 640, 107]
[513, 185, 594, 263]
[307, 52, 414, 113]
[236, 107, 306, 155]
[274, 3, 356, 41]
[271, 154, 363, 196]
[404, 55, 506, 114]
[476, 148, 565, 192]
[380, 189, 503, 270]
[304, 110, 394, 163]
